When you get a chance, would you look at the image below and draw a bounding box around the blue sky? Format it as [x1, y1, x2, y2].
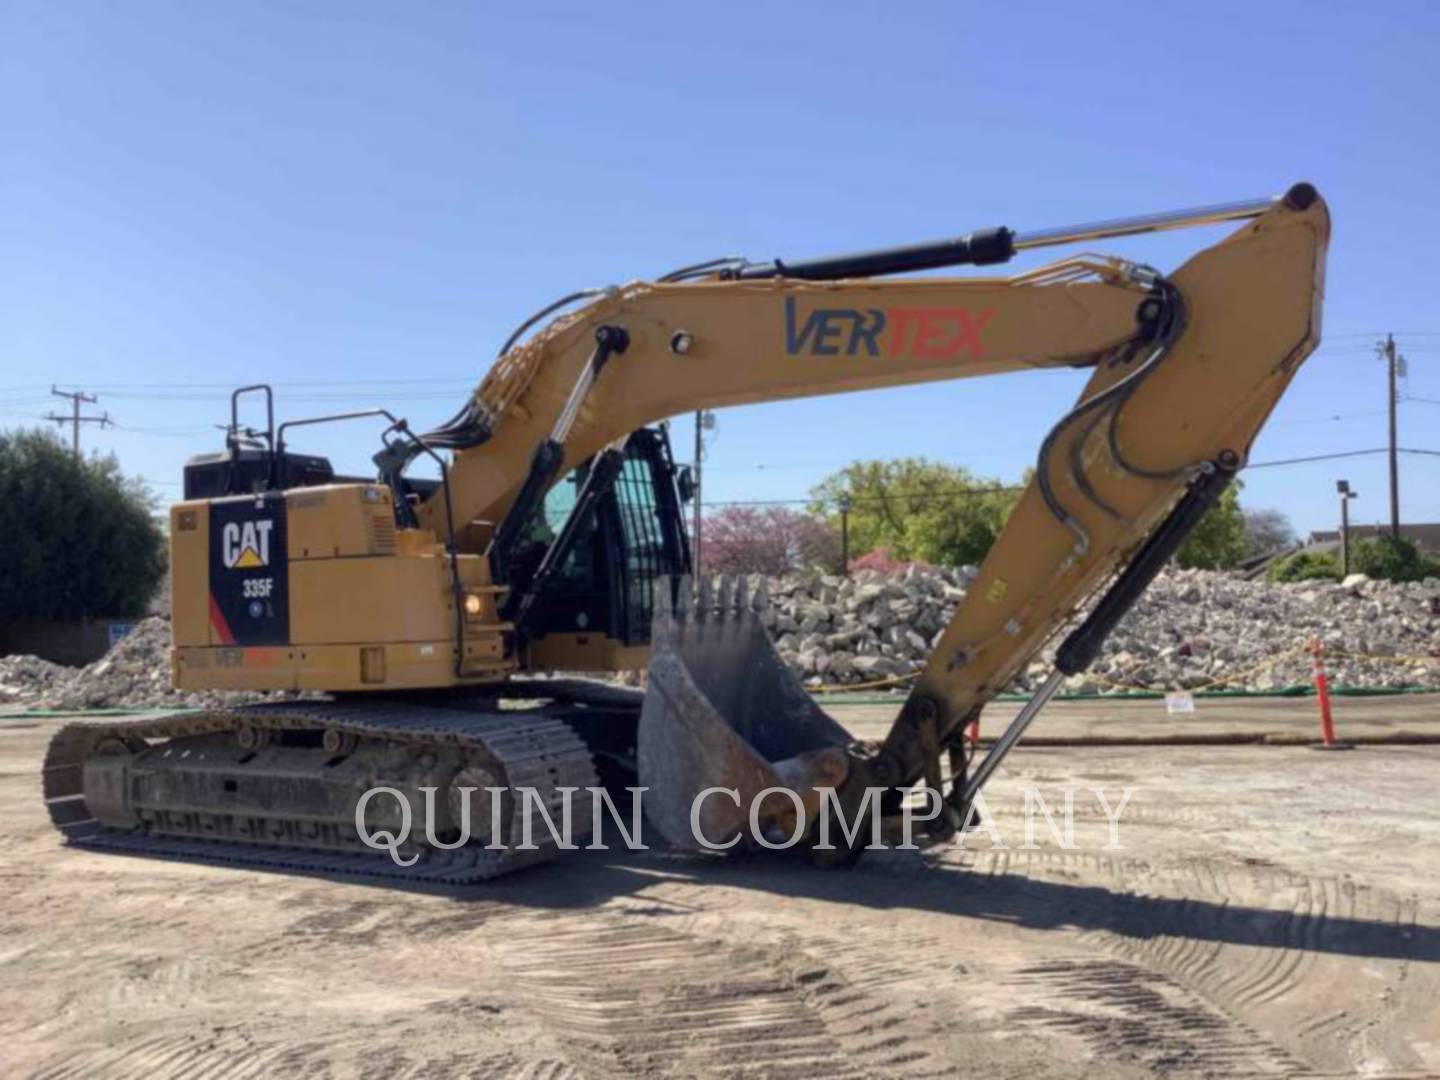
[3, 1, 1438, 535]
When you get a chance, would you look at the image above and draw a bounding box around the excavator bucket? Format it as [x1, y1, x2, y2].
[638, 576, 853, 851]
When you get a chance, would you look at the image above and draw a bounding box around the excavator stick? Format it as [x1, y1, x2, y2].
[638, 575, 852, 850]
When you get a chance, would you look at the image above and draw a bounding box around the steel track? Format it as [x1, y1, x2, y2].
[42, 692, 615, 884]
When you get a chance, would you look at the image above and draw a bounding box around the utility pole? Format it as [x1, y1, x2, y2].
[838, 493, 851, 576]
[1383, 335, 1401, 538]
[44, 386, 111, 456]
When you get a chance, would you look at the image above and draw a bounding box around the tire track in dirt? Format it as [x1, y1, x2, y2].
[1002, 957, 1305, 1075]
[983, 800, 1217, 829]
[486, 904, 937, 1079]
[1097, 860, 1406, 1013]
[622, 880, 951, 995]
[504, 1059, 585, 1080]
[33, 1030, 277, 1080]
[855, 849, 1312, 1074]
[32, 1022, 530, 1080]
[941, 844, 1431, 1074]
[20, 888, 539, 1080]
[954, 847, 1155, 882]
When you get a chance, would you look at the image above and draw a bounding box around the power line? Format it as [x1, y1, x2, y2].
[708, 484, 1025, 509]
[14, 376, 478, 391]
[81, 390, 465, 403]
[1271, 408, 1392, 429]
[706, 448, 1440, 508]
[0, 330, 1424, 399]
[1242, 448, 1390, 470]
[703, 448, 1029, 472]
[1322, 330, 1440, 339]
[110, 423, 214, 439]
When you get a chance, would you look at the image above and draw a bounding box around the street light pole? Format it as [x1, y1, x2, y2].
[691, 410, 714, 573]
[692, 410, 703, 572]
[1337, 479, 1357, 577]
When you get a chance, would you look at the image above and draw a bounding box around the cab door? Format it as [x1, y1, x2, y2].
[521, 426, 691, 651]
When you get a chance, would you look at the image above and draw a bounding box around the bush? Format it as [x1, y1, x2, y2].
[1351, 534, 1436, 583]
[1266, 551, 1341, 583]
[847, 547, 933, 575]
[0, 429, 166, 621]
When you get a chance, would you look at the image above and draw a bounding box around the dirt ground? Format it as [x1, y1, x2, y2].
[2, 698, 1438, 1078]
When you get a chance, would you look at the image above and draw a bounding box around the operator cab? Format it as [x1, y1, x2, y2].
[513, 427, 692, 653]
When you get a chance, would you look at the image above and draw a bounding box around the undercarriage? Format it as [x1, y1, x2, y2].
[44, 682, 642, 883]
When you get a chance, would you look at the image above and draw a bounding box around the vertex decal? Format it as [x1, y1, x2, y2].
[784, 297, 996, 360]
[209, 495, 290, 647]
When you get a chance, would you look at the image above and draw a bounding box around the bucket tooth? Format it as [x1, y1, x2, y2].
[750, 576, 769, 614]
[716, 574, 735, 616]
[639, 574, 853, 852]
[652, 577, 675, 640]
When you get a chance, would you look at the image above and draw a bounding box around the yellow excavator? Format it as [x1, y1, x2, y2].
[44, 183, 1329, 880]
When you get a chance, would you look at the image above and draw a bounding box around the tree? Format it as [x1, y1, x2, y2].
[1175, 484, 1248, 570]
[1242, 507, 1296, 558]
[702, 506, 841, 575]
[0, 429, 166, 621]
[809, 458, 1021, 568]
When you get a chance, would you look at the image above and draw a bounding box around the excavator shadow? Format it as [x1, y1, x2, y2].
[91, 827, 1435, 965]
[454, 849, 1440, 967]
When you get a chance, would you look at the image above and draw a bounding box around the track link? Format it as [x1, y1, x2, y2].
[43, 694, 606, 884]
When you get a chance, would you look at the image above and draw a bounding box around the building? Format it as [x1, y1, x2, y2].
[1306, 523, 1440, 555]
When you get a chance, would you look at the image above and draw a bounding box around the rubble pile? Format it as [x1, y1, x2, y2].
[764, 566, 971, 685]
[0, 568, 1436, 712]
[1063, 570, 1440, 694]
[763, 566, 1440, 693]
[0, 654, 69, 706]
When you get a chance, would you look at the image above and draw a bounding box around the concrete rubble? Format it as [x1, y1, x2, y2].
[762, 566, 1440, 693]
[0, 617, 270, 712]
[0, 568, 1435, 711]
